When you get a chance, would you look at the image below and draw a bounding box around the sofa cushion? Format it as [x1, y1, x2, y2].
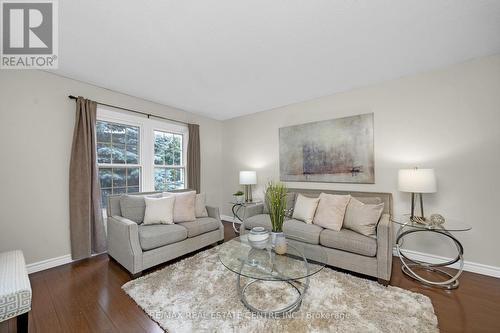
[313, 193, 351, 231]
[244, 214, 272, 231]
[177, 217, 219, 238]
[163, 191, 197, 222]
[120, 194, 161, 223]
[143, 196, 175, 225]
[283, 219, 323, 245]
[320, 228, 377, 257]
[354, 196, 382, 205]
[195, 193, 209, 218]
[292, 194, 320, 224]
[344, 197, 384, 237]
[138, 224, 187, 251]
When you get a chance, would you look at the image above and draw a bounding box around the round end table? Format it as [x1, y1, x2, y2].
[392, 215, 471, 290]
[230, 201, 262, 234]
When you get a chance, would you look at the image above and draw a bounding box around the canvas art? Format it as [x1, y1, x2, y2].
[279, 113, 374, 183]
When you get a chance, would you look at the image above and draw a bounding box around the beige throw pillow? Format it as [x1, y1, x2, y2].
[313, 193, 351, 231]
[292, 194, 320, 224]
[195, 193, 209, 217]
[143, 196, 175, 225]
[163, 191, 197, 222]
[343, 197, 384, 237]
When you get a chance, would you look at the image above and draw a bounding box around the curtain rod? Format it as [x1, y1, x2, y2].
[68, 95, 193, 126]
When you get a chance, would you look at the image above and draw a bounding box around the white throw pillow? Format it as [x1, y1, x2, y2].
[143, 196, 175, 225]
[313, 193, 351, 231]
[292, 194, 320, 224]
[195, 193, 209, 217]
[163, 191, 197, 222]
[343, 197, 385, 237]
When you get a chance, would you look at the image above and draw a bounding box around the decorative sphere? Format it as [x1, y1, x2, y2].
[430, 214, 445, 225]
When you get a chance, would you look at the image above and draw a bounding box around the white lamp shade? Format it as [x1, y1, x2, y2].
[239, 171, 257, 185]
[398, 168, 437, 193]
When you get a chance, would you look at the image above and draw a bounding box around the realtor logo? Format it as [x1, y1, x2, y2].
[1, 0, 58, 69]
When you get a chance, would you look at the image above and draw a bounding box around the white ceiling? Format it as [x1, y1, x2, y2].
[55, 0, 500, 120]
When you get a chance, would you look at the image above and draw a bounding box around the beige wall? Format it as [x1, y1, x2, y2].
[0, 70, 223, 264]
[222, 54, 500, 267]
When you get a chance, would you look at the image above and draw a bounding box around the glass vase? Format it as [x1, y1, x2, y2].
[271, 232, 287, 255]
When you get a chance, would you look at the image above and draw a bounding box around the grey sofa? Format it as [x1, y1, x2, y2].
[240, 189, 393, 283]
[107, 191, 224, 277]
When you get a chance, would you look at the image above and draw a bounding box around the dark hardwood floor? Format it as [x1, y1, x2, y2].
[1, 221, 499, 333]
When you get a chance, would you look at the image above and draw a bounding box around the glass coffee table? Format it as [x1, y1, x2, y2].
[392, 215, 471, 289]
[218, 235, 327, 315]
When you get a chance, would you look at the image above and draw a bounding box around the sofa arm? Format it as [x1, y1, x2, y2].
[107, 216, 143, 274]
[245, 203, 264, 218]
[206, 206, 221, 221]
[206, 206, 224, 241]
[376, 213, 393, 282]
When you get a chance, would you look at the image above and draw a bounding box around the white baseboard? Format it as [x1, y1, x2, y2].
[221, 214, 242, 224]
[26, 254, 73, 274]
[392, 247, 500, 278]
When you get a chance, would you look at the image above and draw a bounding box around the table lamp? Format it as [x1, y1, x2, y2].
[398, 168, 437, 221]
[239, 171, 257, 202]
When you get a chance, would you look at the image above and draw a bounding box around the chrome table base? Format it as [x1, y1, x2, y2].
[236, 246, 311, 315]
[237, 275, 309, 315]
[396, 225, 464, 290]
[401, 265, 459, 289]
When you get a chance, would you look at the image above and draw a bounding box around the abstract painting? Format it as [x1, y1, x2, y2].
[279, 113, 374, 183]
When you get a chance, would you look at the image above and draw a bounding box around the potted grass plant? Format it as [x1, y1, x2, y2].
[265, 181, 288, 254]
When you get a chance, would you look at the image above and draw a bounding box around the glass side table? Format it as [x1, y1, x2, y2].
[230, 201, 263, 234]
[218, 235, 327, 315]
[392, 215, 471, 290]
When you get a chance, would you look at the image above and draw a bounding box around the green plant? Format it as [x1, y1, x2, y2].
[265, 181, 288, 232]
[233, 191, 244, 196]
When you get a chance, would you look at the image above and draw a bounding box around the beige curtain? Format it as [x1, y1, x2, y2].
[69, 97, 107, 260]
[187, 124, 201, 193]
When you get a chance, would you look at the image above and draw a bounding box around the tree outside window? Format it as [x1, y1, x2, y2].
[153, 130, 185, 191]
[96, 121, 141, 208]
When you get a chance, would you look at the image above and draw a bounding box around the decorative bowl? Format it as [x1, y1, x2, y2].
[248, 227, 269, 249]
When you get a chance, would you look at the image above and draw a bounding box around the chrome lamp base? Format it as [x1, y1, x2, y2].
[244, 184, 253, 202]
[410, 192, 426, 222]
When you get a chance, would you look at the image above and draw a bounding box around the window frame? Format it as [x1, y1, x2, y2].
[96, 107, 188, 194]
[152, 129, 187, 191]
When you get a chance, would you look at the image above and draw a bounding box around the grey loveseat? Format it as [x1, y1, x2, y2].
[107, 191, 224, 277]
[240, 189, 393, 284]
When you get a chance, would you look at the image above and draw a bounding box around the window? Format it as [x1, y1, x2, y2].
[96, 121, 141, 207]
[96, 107, 188, 208]
[154, 130, 185, 191]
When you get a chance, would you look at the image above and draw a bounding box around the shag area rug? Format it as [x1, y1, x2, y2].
[122, 247, 438, 333]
